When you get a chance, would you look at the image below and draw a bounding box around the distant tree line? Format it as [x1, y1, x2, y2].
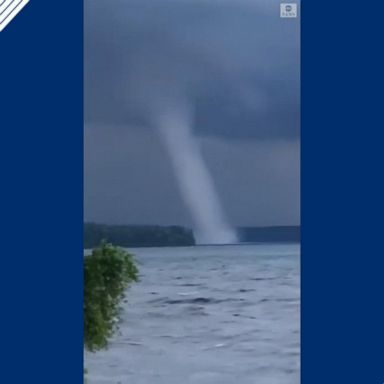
[84, 223, 196, 249]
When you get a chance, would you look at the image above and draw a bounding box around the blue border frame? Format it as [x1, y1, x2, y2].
[0, 1, 83, 382]
[302, 1, 384, 383]
[0, 1, 383, 382]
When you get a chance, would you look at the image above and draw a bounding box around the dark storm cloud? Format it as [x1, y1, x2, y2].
[84, 0, 300, 140]
[84, 0, 300, 227]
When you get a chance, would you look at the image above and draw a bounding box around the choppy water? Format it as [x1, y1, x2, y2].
[86, 244, 300, 384]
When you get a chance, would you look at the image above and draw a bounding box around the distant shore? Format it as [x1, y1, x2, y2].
[84, 223, 300, 249]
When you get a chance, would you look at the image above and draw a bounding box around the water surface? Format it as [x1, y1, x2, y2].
[86, 244, 300, 384]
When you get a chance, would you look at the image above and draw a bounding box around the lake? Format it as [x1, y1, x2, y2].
[85, 243, 300, 384]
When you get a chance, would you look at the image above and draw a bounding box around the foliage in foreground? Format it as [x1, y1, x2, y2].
[84, 241, 138, 352]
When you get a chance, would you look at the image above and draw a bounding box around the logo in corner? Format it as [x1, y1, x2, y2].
[280, 3, 298, 18]
[0, 0, 30, 32]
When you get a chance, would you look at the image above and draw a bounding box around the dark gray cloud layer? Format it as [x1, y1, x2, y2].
[84, 0, 300, 227]
[85, 0, 300, 140]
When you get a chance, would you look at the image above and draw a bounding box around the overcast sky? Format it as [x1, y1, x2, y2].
[84, 0, 300, 227]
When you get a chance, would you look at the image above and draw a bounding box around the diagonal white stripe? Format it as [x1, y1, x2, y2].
[0, 0, 17, 14]
[0, 0, 29, 31]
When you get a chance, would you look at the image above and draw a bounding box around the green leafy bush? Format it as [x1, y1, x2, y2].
[84, 241, 138, 351]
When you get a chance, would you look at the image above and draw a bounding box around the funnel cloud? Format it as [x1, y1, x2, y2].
[155, 102, 238, 244]
[84, 0, 300, 232]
